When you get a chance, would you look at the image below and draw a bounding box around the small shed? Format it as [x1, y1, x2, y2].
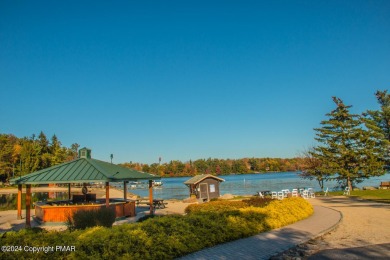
[184, 174, 224, 202]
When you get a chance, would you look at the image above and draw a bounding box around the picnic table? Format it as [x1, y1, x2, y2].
[136, 198, 167, 209]
[152, 199, 167, 209]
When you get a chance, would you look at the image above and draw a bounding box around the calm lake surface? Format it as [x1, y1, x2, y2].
[114, 171, 390, 200]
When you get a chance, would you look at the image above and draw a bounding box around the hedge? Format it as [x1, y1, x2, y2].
[0, 198, 313, 259]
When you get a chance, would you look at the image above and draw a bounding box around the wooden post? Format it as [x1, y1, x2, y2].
[26, 184, 31, 227]
[105, 182, 109, 208]
[68, 183, 71, 201]
[123, 181, 127, 202]
[17, 184, 22, 219]
[149, 180, 153, 214]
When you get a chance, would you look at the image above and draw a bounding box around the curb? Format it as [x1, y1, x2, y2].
[268, 205, 343, 259]
[313, 205, 343, 239]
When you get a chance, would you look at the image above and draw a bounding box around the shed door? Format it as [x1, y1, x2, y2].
[199, 183, 209, 200]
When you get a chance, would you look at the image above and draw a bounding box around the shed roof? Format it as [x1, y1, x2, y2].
[9, 158, 160, 185]
[184, 174, 225, 185]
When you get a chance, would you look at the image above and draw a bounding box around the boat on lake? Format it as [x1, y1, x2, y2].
[153, 180, 163, 186]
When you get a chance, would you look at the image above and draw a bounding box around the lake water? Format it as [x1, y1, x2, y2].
[113, 172, 390, 200]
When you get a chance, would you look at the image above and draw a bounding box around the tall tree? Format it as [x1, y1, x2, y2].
[38, 131, 52, 168]
[38, 131, 49, 154]
[50, 134, 64, 165]
[0, 134, 18, 181]
[313, 97, 387, 190]
[363, 90, 390, 165]
[19, 138, 41, 176]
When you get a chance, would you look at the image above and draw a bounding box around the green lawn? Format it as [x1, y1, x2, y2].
[327, 189, 390, 203]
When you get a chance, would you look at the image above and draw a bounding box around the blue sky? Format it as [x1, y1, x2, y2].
[1, 1, 389, 164]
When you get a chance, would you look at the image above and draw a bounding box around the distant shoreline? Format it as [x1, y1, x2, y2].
[0, 186, 138, 199]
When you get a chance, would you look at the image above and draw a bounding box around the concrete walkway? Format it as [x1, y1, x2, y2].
[179, 205, 342, 260]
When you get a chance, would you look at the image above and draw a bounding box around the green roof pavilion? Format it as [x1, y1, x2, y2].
[9, 147, 160, 226]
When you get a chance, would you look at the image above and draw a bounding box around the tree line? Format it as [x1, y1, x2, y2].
[0, 132, 79, 182]
[0, 132, 307, 183]
[300, 90, 390, 191]
[120, 157, 306, 177]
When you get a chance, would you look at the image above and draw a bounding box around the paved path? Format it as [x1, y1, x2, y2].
[179, 205, 342, 260]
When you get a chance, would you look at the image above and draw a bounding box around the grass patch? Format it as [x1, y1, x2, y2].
[326, 189, 390, 203]
[350, 189, 390, 203]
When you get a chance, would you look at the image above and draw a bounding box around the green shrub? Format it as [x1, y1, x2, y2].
[184, 200, 246, 214]
[137, 214, 157, 222]
[0, 228, 79, 259]
[67, 207, 116, 230]
[242, 197, 273, 207]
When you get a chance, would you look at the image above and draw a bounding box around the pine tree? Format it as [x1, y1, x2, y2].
[363, 90, 390, 166]
[313, 97, 387, 190]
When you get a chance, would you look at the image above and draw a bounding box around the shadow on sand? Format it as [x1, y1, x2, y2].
[308, 243, 390, 259]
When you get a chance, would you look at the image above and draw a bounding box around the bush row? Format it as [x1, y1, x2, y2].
[0, 198, 313, 259]
[67, 207, 116, 230]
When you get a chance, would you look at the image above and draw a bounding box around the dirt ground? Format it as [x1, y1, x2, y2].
[272, 196, 390, 259]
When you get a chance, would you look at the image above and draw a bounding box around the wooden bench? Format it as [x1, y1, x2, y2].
[380, 182, 390, 189]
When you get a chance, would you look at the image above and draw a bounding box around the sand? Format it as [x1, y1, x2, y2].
[272, 196, 390, 259]
[310, 196, 390, 248]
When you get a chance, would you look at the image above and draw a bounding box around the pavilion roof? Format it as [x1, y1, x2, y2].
[9, 158, 160, 185]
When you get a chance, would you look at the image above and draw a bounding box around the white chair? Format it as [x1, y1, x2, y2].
[324, 187, 329, 196]
[277, 191, 284, 200]
[258, 191, 264, 199]
[291, 190, 298, 197]
[343, 187, 350, 196]
[271, 191, 278, 199]
[307, 188, 315, 198]
[302, 190, 309, 199]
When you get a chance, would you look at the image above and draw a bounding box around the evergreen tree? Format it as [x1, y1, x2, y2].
[38, 131, 49, 153]
[38, 131, 52, 168]
[313, 97, 387, 190]
[0, 134, 18, 181]
[50, 134, 63, 165]
[363, 90, 390, 166]
[19, 138, 41, 176]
